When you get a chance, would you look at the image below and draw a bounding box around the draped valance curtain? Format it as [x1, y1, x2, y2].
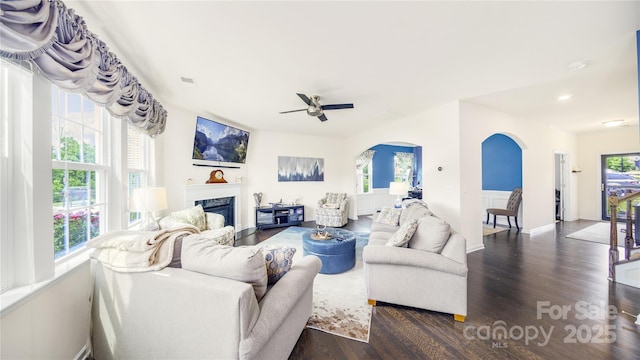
[355, 149, 375, 171]
[0, 0, 167, 137]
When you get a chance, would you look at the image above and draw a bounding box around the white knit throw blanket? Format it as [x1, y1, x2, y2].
[87, 225, 200, 272]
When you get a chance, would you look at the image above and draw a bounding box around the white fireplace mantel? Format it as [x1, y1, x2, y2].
[184, 183, 242, 230]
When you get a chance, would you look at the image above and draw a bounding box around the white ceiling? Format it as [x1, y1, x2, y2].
[68, 1, 640, 137]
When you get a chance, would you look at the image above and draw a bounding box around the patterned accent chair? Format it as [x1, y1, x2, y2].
[486, 188, 523, 231]
[316, 192, 349, 227]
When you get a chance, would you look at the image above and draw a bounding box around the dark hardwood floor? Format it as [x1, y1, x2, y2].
[237, 218, 640, 359]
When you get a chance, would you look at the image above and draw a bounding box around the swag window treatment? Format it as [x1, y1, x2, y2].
[0, 0, 167, 137]
[355, 150, 375, 171]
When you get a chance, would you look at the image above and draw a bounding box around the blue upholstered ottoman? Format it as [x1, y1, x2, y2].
[302, 228, 356, 274]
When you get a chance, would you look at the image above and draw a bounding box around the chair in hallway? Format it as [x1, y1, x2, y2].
[486, 188, 523, 231]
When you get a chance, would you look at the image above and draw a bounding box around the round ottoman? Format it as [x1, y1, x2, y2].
[302, 228, 356, 274]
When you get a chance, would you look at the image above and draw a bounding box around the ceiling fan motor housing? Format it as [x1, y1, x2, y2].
[307, 96, 323, 116]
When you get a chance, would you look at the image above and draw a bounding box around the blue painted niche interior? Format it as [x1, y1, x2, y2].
[370, 144, 421, 188]
[482, 134, 522, 191]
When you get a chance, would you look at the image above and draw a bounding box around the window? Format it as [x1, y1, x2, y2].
[127, 126, 149, 227]
[51, 87, 107, 260]
[357, 160, 373, 194]
[394, 152, 414, 188]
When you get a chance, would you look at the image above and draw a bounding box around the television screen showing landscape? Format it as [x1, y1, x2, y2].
[192, 116, 250, 164]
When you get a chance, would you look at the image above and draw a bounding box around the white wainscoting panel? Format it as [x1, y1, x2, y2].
[356, 188, 398, 215]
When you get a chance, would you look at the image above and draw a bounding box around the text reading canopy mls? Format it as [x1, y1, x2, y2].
[192, 116, 250, 165]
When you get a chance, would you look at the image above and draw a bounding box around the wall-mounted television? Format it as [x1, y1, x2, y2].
[192, 116, 250, 164]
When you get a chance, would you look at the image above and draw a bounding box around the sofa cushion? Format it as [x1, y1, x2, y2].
[399, 201, 432, 226]
[375, 207, 402, 226]
[260, 245, 296, 285]
[408, 216, 451, 253]
[160, 204, 207, 231]
[386, 219, 419, 247]
[181, 237, 268, 300]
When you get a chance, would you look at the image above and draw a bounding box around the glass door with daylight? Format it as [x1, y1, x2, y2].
[601, 153, 640, 220]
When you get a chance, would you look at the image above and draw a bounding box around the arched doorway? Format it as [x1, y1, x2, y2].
[355, 142, 422, 216]
[481, 134, 523, 231]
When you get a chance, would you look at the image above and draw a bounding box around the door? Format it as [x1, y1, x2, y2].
[554, 153, 567, 221]
[601, 153, 640, 220]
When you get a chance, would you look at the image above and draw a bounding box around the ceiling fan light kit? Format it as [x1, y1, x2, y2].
[280, 93, 354, 122]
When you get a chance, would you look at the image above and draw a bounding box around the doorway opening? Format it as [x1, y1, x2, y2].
[554, 153, 569, 222]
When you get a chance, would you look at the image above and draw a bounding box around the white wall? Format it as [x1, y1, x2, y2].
[346, 101, 465, 240]
[459, 101, 579, 239]
[1, 263, 91, 359]
[161, 105, 354, 229]
[345, 101, 579, 251]
[577, 126, 640, 220]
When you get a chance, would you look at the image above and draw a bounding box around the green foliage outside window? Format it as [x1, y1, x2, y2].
[606, 157, 637, 173]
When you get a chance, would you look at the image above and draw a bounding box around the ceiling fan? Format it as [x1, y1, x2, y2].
[280, 93, 354, 122]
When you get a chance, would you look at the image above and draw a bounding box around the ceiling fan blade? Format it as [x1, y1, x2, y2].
[318, 114, 328, 122]
[279, 108, 307, 114]
[321, 103, 354, 110]
[296, 93, 312, 106]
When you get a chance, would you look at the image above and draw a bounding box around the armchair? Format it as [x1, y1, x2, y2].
[486, 188, 523, 231]
[316, 192, 349, 227]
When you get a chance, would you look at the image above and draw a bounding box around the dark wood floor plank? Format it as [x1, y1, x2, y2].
[236, 218, 640, 359]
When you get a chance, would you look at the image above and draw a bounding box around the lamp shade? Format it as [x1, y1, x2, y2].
[129, 187, 168, 212]
[389, 182, 408, 196]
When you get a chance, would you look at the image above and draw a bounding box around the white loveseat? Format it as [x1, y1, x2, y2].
[363, 200, 468, 321]
[91, 254, 322, 359]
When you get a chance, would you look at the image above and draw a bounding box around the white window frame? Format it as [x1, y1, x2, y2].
[127, 125, 150, 228]
[0, 58, 158, 305]
[51, 86, 109, 261]
[356, 160, 373, 194]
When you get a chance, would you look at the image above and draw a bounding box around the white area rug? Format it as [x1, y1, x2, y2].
[258, 227, 372, 343]
[482, 225, 508, 236]
[566, 222, 629, 246]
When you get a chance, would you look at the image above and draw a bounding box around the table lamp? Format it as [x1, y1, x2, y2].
[389, 182, 408, 208]
[129, 187, 168, 229]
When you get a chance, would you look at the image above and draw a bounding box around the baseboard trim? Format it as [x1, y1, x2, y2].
[467, 244, 485, 253]
[73, 345, 89, 360]
[529, 223, 556, 236]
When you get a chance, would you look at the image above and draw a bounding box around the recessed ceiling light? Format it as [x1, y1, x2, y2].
[557, 94, 573, 101]
[602, 119, 624, 127]
[568, 60, 587, 71]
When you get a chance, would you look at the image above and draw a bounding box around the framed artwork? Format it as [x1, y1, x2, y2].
[278, 156, 324, 182]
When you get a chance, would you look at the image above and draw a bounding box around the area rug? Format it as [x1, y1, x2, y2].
[566, 222, 629, 246]
[258, 226, 372, 343]
[482, 225, 508, 236]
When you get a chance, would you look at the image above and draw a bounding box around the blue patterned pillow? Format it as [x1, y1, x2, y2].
[260, 245, 296, 285]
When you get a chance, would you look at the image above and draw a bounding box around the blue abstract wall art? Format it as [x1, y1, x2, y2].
[278, 156, 324, 182]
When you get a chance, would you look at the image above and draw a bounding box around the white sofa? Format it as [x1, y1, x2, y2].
[363, 200, 468, 321]
[91, 254, 322, 359]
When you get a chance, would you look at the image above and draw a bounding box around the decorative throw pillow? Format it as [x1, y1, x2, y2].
[408, 216, 451, 253]
[160, 205, 207, 231]
[260, 245, 296, 284]
[181, 237, 268, 300]
[386, 218, 419, 247]
[375, 207, 402, 226]
[322, 203, 340, 209]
